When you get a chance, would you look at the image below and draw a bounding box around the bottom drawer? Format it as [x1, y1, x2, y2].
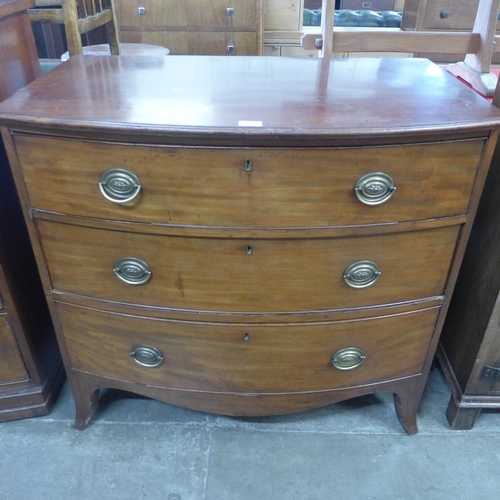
[59, 302, 439, 393]
[120, 30, 259, 55]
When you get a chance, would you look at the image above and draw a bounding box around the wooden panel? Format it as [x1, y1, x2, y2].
[0, 11, 41, 102]
[422, 0, 499, 31]
[0, 0, 62, 420]
[60, 302, 439, 393]
[15, 135, 484, 228]
[2, 57, 499, 136]
[116, 0, 258, 29]
[302, 29, 481, 54]
[0, 315, 28, 385]
[263, 44, 282, 56]
[340, 0, 393, 10]
[437, 128, 500, 428]
[0, 0, 35, 16]
[264, 0, 301, 31]
[120, 30, 258, 55]
[402, 0, 500, 32]
[38, 220, 460, 313]
[281, 45, 319, 57]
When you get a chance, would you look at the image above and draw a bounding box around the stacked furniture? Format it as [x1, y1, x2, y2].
[1, 55, 499, 432]
[0, 0, 63, 422]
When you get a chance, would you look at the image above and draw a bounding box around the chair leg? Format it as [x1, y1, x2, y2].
[106, 0, 121, 55]
[62, 0, 83, 55]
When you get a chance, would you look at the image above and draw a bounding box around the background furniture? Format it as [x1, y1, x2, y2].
[402, 0, 494, 31]
[302, 0, 500, 95]
[1, 55, 499, 433]
[340, 0, 393, 10]
[0, 0, 63, 422]
[401, 0, 500, 64]
[115, 0, 263, 55]
[436, 86, 500, 430]
[29, 0, 122, 56]
[29, 0, 169, 57]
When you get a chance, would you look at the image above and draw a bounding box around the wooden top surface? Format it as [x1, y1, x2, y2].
[0, 0, 35, 17]
[1, 55, 500, 142]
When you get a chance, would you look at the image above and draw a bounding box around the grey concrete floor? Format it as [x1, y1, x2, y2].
[0, 367, 499, 500]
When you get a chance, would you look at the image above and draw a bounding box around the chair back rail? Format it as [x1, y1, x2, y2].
[302, 0, 500, 95]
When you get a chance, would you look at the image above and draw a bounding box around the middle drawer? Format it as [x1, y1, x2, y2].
[38, 220, 460, 313]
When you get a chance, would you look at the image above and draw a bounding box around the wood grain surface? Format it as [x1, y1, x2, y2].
[59, 301, 440, 394]
[37, 219, 460, 313]
[0, 315, 28, 384]
[1, 57, 500, 141]
[3, 55, 499, 431]
[117, 0, 259, 28]
[15, 134, 484, 227]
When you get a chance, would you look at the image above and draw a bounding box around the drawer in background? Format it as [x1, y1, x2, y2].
[116, 0, 259, 29]
[403, 0, 500, 31]
[38, 220, 460, 313]
[59, 302, 440, 393]
[15, 135, 484, 228]
[119, 30, 258, 55]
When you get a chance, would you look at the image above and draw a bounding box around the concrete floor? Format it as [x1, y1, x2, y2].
[1, 367, 499, 500]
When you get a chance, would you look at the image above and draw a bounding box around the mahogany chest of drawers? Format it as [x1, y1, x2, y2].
[1, 56, 500, 433]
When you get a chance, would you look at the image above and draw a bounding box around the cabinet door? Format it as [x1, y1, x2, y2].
[0, 315, 28, 385]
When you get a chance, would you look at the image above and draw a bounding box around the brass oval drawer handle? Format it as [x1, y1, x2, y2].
[114, 257, 152, 285]
[99, 168, 142, 204]
[130, 344, 164, 368]
[354, 172, 396, 206]
[343, 260, 381, 289]
[332, 347, 366, 371]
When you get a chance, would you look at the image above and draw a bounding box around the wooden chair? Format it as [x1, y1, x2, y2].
[28, 0, 169, 58]
[302, 0, 500, 96]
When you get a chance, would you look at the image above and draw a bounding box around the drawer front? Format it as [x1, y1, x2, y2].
[420, 0, 500, 31]
[339, 0, 394, 10]
[117, 0, 258, 29]
[59, 302, 439, 392]
[16, 135, 484, 228]
[39, 220, 460, 313]
[119, 30, 258, 55]
[0, 314, 28, 385]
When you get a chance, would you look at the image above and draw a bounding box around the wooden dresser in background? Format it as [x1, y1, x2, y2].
[1, 56, 499, 433]
[401, 0, 500, 63]
[115, 0, 263, 55]
[437, 135, 500, 430]
[0, 0, 63, 421]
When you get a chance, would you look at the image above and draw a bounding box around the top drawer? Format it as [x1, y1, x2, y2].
[14, 135, 483, 228]
[116, 0, 259, 29]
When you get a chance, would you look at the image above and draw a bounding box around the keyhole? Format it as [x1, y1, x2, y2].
[245, 160, 252, 172]
[246, 245, 253, 255]
[244, 333, 250, 341]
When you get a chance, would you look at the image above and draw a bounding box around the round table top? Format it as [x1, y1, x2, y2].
[61, 43, 170, 60]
